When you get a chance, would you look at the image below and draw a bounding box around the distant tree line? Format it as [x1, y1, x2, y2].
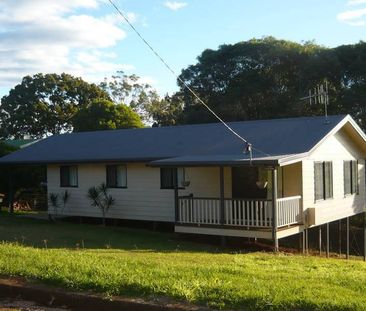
[1, 37, 366, 139]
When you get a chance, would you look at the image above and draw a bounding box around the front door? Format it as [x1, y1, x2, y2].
[232, 167, 267, 199]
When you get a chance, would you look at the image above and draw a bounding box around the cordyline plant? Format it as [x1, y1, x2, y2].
[49, 193, 59, 216]
[61, 190, 70, 213]
[48, 190, 71, 219]
[87, 183, 115, 226]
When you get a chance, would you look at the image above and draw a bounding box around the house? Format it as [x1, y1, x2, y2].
[0, 114, 365, 252]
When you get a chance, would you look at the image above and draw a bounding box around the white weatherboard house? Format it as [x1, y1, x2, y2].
[1, 115, 366, 250]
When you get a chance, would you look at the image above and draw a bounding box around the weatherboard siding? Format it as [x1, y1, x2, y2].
[180, 167, 232, 198]
[47, 164, 231, 222]
[302, 129, 366, 226]
[282, 162, 302, 197]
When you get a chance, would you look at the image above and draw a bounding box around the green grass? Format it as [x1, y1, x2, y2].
[1, 213, 366, 310]
[0, 211, 215, 251]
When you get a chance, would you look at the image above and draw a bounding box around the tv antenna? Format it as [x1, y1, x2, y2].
[300, 81, 330, 120]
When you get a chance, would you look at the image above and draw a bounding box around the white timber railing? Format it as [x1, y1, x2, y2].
[177, 195, 302, 228]
[276, 195, 302, 227]
[178, 197, 221, 225]
[224, 199, 272, 227]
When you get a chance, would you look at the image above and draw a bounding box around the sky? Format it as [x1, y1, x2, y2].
[0, 0, 366, 98]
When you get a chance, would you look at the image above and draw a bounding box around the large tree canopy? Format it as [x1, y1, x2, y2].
[148, 94, 184, 127]
[0, 73, 110, 138]
[72, 99, 143, 132]
[100, 71, 184, 127]
[334, 42, 366, 129]
[2, 38, 366, 138]
[100, 71, 161, 123]
[177, 37, 366, 129]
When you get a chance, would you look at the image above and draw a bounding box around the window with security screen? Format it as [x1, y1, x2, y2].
[314, 161, 333, 201]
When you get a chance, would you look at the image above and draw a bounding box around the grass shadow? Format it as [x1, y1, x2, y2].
[0, 212, 234, 254]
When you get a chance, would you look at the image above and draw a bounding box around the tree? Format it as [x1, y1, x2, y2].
[148, 94, 184, 127]
[72, 99, 144, 132]
[0, 141, 18, 157]
[0, 73, 110, 139]
[100, 71, 164, 123]
[333, 41, 366, 129]
[177, 37, 342, 124]
[87, 183, 115, 226]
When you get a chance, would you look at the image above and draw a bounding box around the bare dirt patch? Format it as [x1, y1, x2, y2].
[0, 298, 68, 310]
[0, 277, 207, 311]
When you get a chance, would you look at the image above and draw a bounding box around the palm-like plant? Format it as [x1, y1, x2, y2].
[61, 190, 70, 213]
[49, 193, 59, 216]
[87, 186, 100, 207]
[87, 183, 115, 226]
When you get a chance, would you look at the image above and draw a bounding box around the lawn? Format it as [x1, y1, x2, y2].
[0, 213, 366, 310]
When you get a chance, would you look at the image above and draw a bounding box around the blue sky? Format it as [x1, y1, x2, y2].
[0, 0, 366, 98]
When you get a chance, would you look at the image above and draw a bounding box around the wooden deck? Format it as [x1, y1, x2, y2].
[175, 223, 304, 239]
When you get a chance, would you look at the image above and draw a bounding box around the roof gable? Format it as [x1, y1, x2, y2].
[308, 115, 366, 157]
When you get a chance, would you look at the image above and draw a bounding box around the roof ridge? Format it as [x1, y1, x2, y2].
[48, 114, 347, 138]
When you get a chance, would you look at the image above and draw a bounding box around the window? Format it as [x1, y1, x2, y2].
[60, 166, 78, 187]
[314, 161, 333, 201]
[160, 167, 185, 189]
[106, 165, 127, 188]
[344, 160, 358, 195]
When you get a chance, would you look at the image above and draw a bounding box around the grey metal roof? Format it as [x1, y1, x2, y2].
[0, 115, 347, 165]
[149, 154, 291, 167]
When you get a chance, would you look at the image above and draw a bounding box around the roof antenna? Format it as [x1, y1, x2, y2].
[300, 81, 330, 124]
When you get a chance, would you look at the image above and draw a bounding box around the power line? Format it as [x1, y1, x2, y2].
[107, 0, 271, 158]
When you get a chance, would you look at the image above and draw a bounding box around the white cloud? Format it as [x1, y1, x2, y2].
[338, 8, 366, 20]
[164, 1, 187, 11]
[102, 12, 137, 25]
[347, 20, 366, 25]
[347, 0, 366, 5]
[337, 7, 366, 26]
[0, 0, 135, 88]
